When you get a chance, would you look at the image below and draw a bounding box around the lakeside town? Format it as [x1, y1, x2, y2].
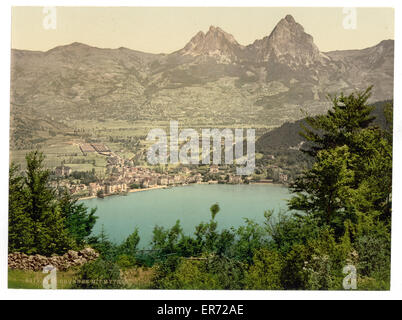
[50, 143, 289, 200]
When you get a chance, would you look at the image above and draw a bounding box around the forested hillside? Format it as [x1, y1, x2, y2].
[9, 88, 393, 290]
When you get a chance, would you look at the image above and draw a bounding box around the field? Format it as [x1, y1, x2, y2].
[11, 143, 108, 174]
[10, 118, 273, 172]
[8, 269, 77, 289]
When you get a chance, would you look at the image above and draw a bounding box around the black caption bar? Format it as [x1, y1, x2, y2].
[6, 300, 368, 316]
[123, 300, 310, 319]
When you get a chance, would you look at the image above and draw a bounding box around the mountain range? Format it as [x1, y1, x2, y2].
[10, 14, 394, 149]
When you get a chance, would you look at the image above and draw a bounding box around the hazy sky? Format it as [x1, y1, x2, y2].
[12, 7, 394, 53]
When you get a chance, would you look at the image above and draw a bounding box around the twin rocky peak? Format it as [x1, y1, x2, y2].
[175, 15, 321, 65]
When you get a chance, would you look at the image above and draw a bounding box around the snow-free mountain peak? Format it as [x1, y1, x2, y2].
[175, 25, 243, 62]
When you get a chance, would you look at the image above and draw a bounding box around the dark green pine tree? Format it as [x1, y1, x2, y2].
[8, 163, 34, 253]
[59, 191, 98, 246]
[300, 86, 375, 157]
[289, 87, 392, 236]
[289, 145, 356, 235]
[118, 228, 140, 257]
[87, 224, 117, 261]
[23, 151, 74, 255]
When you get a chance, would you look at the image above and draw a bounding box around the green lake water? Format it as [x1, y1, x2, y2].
[80, 184, 292, 248]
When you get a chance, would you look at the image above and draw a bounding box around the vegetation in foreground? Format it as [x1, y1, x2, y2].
[9, 87, 392, 290]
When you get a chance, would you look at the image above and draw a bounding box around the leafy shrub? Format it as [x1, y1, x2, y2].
[115, 254, 137, 269]
[245, 249, 283, 290]
[72, 259, 125, 289]
[355, 233, 391, 279]
[203, 256, 247, 290]
[155, 258, 220, 290]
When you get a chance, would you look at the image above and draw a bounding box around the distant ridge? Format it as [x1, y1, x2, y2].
[10, 15, 394, 149]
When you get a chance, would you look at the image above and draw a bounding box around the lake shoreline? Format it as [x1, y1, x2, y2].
[81, 183, 291, 246]
[78, 185, 168, 201]
[78, 181, 286, 201]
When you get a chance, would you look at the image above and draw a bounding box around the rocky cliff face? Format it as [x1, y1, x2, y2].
[175, 15, 323, 67]
[175, 26, 244, 63]
[246, 15, 321, 65]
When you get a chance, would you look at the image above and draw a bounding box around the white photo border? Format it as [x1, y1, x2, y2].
[0, 0, 400, 300]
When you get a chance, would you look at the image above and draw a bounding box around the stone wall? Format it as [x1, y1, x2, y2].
[8, 248, 99, 272]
